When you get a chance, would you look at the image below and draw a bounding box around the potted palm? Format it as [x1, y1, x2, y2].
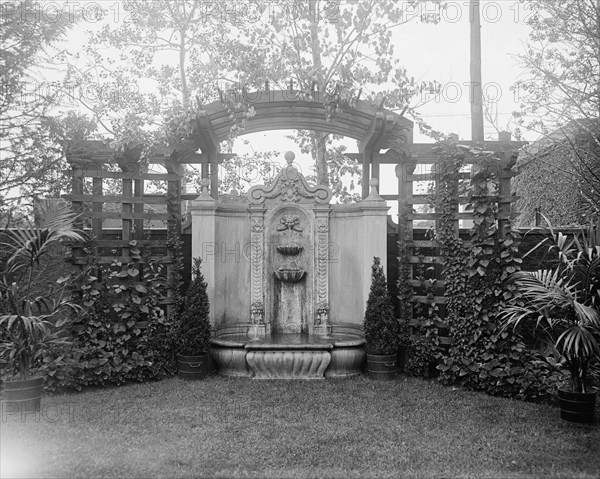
[364, 257, 400, 380]
[176, 258, 211, 379]
[0, 203, 84, 411]
[500, 220, 600, 423]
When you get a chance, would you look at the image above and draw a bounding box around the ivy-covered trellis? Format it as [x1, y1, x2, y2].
[394, 138, 568, 400]
[394, 137, 522, 343]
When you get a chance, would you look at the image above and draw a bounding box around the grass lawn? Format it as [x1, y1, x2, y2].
[1, 375, 599, 479]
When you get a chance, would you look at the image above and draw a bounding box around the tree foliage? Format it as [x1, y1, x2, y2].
[71, 1, 440, 200]
[229, 0, 440, 194]
[512, 0, 600, 224]
[0, 0, 78, 212]
[68, 0, 277, 193]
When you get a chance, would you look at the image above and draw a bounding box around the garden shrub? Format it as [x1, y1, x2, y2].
[175, 257, 211, 356]
[402, 335, 442, 379]
[364, 257, 399, 355]
[41, 243, 177, 392]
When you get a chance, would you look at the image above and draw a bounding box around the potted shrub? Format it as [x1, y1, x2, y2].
[176, 258, 211, 379]
[364, 257, 399, 380]
[500, 220, 600, 423]
[0, 203, 84, 411]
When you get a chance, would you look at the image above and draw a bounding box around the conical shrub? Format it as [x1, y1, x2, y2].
[364, 257, 399, 354]
[177, 258, 211, 355]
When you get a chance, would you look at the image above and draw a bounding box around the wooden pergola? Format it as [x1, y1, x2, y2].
[193, 89, 414, 198]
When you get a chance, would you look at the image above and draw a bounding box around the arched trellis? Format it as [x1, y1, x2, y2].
[193, 89, 414, 199]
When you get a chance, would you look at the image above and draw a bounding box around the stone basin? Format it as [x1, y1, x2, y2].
[210, 326, 365, 379]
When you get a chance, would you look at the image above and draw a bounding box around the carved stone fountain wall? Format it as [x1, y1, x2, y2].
[190, 151, 389, 337]
[247, 151, 332, 337]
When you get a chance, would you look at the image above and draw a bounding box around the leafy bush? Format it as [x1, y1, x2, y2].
[499, 218, 600, 393]
[402, 336, 439, 378]
[364, 257, 398, 355]
[176, 257, 211, 356]
[41, 247, 176, 391]
[398, 318, 444, 379]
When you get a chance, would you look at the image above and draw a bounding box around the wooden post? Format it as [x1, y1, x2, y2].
[166, 152, 185, 321]
[498, 152, 516, 239]
[397, 158, 415, 324]
[92, 176, 103, 240]
[122, 176, 133, 259]
[134, 178, 144, 240]
[70, 163, 85, 283]
[210, 157, 218, 198]
[371, 151, 381, 184]
[361, 149, 371, 199]
[71, 164, 84, 231]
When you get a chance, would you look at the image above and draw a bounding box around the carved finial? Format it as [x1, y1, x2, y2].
[364, 178, 384, 202]
[197, 177, 214, 201]
[370, 178, 379, 192]
[284, 151, 295, 166]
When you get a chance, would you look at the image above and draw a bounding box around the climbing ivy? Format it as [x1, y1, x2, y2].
[398, 137, 568, 400]
[435, 140, 567, 401]
[397, 184, 444, 377]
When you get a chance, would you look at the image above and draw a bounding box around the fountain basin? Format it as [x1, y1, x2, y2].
[210, 324, 365, 379]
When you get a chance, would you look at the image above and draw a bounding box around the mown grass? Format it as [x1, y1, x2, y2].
[1, 375, 599, 478]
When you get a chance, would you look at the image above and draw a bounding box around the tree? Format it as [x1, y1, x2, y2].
[66, 1, 440, 200]
[512, 0, 600, 224]
[65, 0, 276, 193]
[513, 119, 600, 226]
[64, 1, 217, 143]
[224, 0, 440, 195]
[0, 0, 75, 214]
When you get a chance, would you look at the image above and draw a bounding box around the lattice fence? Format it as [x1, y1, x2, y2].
[66, 144, 188, 314]
[383, 142, 523, 346]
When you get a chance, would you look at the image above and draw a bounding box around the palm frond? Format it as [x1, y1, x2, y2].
[558, 326, 600, 359]
[4, 202, 85, 270]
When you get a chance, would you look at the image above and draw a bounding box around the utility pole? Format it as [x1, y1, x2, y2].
[470, 0, 484, 142]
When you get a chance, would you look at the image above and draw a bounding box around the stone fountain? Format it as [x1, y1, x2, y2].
[190, 151, 389, 379]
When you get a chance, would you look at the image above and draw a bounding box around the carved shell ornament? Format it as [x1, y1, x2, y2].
[247, 151, 332, 204]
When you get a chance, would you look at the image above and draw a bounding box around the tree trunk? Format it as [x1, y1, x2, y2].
[313, 131, 329, 186]
[308, 1, 329, 185]
[179, 27, 189, 108]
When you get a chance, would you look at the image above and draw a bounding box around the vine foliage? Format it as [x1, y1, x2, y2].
[42, 240, 176, 391]
[398, 138, 568, 400]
